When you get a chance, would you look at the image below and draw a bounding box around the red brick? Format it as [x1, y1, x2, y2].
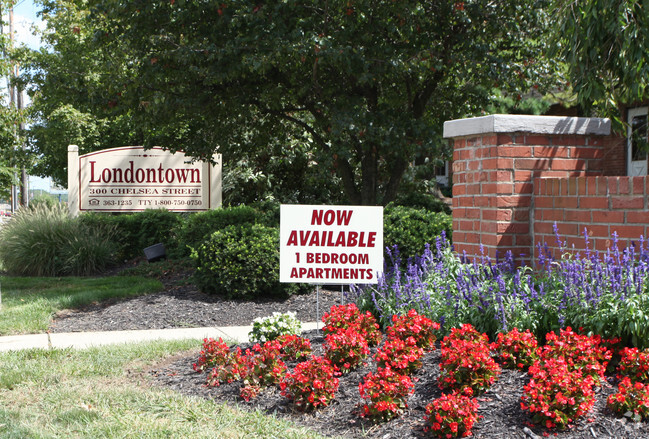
[497, 222, 529, 234]
[554, 135, 586, 147]
[607, 178, 619, 195]
[565, 210, 592, 223]
[496, 170, 513, 182]
[534, 146, 571, 158]
[513, 208, 530, 221]
[516, 158, 549, 170]
[626, 211, 649, 224]
[567, 179, 578, 196]
[468, 160, 481, 171]
[514, 182, 533, 194]
[611, 196, 644, 210]
[458, 197, 475, 207]
[550, 159, 587, 171]
[586, 177, 597, 195]
[454, 173, 466, 184]
[534, 196, 552, 209]
[465, 208, 481, 219]
[618, 178, 630, 194]
[481, 209, 498, 221]
[592, 211, 624, 224]
[452, 197, 460, 208]
[632, 176, 645, 195]
[478, 171, 491, 182]
[453, 184, 466, 196]
[538, 170, 576, 178]
[582, 224, 609, 239]
[555, 196, 578, 208]
[612, 225, 646, 240]
[459, 220, 475, 231]
[452, 161, 466, 173]
[581, 197, 608, 209]
[514, 170, 533, 182]
[466, 137, 480, 147]
[560, 180, 568, 196]
[524, 135, 551, 146]
[474, 196, 490, 207]
[496, 195, 531, 208]
[597, 177, 608, 195]
[497, 134, 515, 145]
[573, 147, 604, 159]
[515, 235, 532, 247]
[542, 209, 564, 222]
[481, 222, 497, 233]
[498, 146, 532, 158]
[481, 135, 498, 146]
[454, 139, 466, 149]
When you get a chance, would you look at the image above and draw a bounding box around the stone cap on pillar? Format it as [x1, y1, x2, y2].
[442, 114, 611, 138]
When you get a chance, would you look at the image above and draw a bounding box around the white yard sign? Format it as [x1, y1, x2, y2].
[280, 205, 383, 284]
[68, 145, 221, 215]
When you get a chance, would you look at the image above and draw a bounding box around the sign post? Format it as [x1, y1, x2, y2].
[279, 205, 384, 327]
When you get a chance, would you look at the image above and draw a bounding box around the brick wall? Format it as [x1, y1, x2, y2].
[444, 114, 631, 264]
[534, 176, 649, 256]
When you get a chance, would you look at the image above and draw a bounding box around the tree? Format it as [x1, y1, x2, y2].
[88, 0, 552, 205]
[552, 0, 649, 117]
[17, 0, 143, 187]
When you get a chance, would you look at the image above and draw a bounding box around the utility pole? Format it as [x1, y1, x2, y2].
[7, 5, 27, 208]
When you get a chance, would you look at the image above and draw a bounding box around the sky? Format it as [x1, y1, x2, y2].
[6, 0, 52, 191]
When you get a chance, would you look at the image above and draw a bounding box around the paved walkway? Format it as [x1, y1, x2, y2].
[0, 322, 321, 352]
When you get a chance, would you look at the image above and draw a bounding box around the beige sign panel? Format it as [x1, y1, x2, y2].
[68, 145, 221, 216]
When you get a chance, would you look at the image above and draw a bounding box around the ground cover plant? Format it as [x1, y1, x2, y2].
[0, 276, 163, 335]
[0, 340, 332, 439]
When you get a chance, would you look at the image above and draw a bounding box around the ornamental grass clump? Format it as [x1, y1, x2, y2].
[324, 327, 369, 374]
[280, 356, 339, 411]
[322, 303, 382, 346]
[358, 366, 415, 422]
[521, 356, 597, 430]
[424, 389, 481, 438]
[607, 377, 649, 421]
[491, 327, 539, 370]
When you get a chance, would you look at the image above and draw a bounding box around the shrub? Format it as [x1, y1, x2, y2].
[386, 309, 439, 350]
[491, 327, 539, 370]
[0, 203, 116, 276]
[193, 337, 232, 373]
[173, 205, 263, 257]
[205, 347, 247, 387]
[324, 327, 369, 374]
[521, 356, 597, 429]
[359, 367, 415, 422]
[617, 347, 649, 383]
[191, 224, 309, 299]
[424, 389, 481, 438]
[248, 312, 302, 343]
[79, 209, 183, 261]
[607, 377, 649, 421]
[374, 336, 424, 375]
[383, 204, 452, 264]
[322, 303, 382, 346]
[241, 340, 287, 400]
[276, 334, 312, 361]
[280, 356, 339, 411]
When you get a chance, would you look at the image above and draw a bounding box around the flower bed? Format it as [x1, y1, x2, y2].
[185, 306, 649, 438]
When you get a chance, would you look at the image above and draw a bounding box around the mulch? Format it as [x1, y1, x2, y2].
[48, 262, 649, 438]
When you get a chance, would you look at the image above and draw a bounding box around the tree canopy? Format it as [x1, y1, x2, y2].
[87, 0, 552, 205]
[552, 0, 649, 117]
[21, 0, 554, 204]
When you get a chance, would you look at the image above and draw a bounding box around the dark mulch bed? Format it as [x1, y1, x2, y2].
[48, 262, 343, 333]
[49, 261, 649, 438]
[150, 330, 649, 439]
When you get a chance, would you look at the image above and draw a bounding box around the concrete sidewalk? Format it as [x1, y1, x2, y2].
[0, 322, 321, 352]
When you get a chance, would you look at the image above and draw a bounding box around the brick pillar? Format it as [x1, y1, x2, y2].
[443, 115, 615, 264]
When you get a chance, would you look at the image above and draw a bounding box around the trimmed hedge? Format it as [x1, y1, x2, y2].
[191, 224, 310, 299]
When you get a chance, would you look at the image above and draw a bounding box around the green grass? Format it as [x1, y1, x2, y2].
[0, 276, 163, 335]
[0, 340, 332, 439]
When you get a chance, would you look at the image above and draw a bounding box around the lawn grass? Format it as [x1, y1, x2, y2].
[0, 276, 163, 335]
[0, 340, 332, 439]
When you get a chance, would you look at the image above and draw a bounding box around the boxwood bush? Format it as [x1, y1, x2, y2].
[191, 223, 310, 299]
[384, 205, 452, 264]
